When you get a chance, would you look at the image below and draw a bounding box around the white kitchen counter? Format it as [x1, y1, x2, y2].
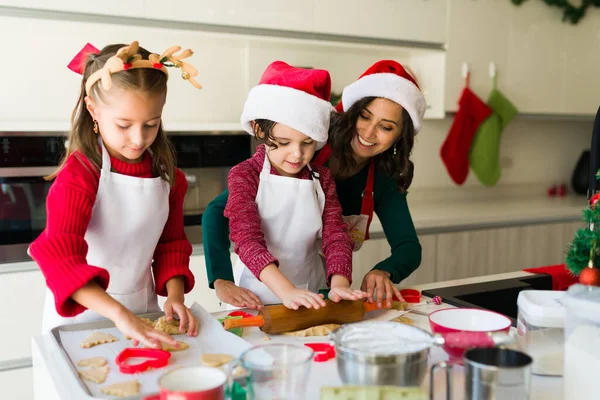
[31, 296, 563, 400]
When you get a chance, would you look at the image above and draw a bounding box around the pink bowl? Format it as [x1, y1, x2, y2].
[428, 308, 511, 361]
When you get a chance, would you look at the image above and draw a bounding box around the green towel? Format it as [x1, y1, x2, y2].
[469, 86, 518, 186]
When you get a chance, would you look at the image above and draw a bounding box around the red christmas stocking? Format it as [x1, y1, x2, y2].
[440, 86, 492, 185]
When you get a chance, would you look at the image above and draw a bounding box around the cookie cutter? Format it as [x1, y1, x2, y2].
[219, 311, 255, 337]
[115, 347, 171, 374]
[304, 343, 336, 362]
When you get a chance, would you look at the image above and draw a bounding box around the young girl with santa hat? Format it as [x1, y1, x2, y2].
[224, 61, 366, 309]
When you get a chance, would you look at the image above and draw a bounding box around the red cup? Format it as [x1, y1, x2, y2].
[428, 308, 511, 362]
[144, 366, 226, 400]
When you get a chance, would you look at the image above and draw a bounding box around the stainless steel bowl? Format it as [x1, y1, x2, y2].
[332, 321, 431, 387]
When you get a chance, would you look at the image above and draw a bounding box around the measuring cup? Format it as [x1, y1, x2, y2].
[429, 348, 533, 400]
[228, 343, 314, 400]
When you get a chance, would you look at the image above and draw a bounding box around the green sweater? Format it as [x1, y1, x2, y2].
[202, 164, 422, 288]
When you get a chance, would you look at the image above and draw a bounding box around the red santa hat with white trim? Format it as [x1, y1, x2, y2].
[336, 60, 427, 133]
[241, 61, 333, 149]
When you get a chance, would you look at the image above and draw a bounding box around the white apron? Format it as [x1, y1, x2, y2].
[233, 153, 327, 305]
[41, 139, 170, 332]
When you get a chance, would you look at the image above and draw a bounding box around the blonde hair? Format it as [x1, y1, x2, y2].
[49, 43, 177, 186]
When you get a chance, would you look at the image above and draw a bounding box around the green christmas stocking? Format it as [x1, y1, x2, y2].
[469, 85, 518, 186]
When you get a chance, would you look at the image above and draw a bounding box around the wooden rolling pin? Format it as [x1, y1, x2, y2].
[223, 300, 406, 334]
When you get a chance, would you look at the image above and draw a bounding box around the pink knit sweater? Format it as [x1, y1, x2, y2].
[224, 145, 353, 285]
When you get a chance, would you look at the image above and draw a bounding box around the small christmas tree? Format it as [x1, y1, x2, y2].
[565, 193, 600, 286]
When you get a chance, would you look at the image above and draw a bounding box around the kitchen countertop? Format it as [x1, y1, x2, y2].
[30, 295, 563, 400]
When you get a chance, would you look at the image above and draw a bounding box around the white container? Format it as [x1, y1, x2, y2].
[562, 284, 600, 400]
[516, 290, 565, 376]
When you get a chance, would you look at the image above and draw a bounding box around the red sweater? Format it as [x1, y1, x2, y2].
[29, 151, 195, 317]
[224, 145, 353, 285]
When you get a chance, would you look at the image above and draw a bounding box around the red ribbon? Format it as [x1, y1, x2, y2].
[67, 43, 100, 75]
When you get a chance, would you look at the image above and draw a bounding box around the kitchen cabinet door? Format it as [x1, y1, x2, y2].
[435, 231, 471, 281]
[0, 15, 247, 130]
[143, 0, 316, 33]
[0, 268, 45, 362]
[0, 0, 144, 18]
[314, 0, 447, 44]
[505, 1, 569, 114]
[0, 367, 33, 400]
[562, 12, 600, 115]
[401, 234, 437, 286]
[444, 0, 511, 112]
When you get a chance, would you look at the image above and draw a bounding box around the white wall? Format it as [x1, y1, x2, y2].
[411, 117, 592, 191]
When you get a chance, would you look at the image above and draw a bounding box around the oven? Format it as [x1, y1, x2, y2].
[0, 131, 251, 263]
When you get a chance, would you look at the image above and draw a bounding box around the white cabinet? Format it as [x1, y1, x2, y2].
[179, 254, 230, 313]
[143, 0, 316, 33]
[0, 268, 45, 362]
[0, 15, 248, 130]
[0, 0, 144, 17]
[0, 368, 33, 400]
[504, 1, 569, 114]
[445, 0, 600, 115]
[444, 0, 512, 112]
[314, 0, 447, 43]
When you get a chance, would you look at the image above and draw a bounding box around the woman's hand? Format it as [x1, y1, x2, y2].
[113, 307, 177, 349]
[360, 269, 403, 308]
[281, 289, 326, 310]
[163, 295, 199, 337]
[214, 279, 264, 310]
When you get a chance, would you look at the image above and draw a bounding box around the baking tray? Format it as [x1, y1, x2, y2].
[49, 311, 165, 400]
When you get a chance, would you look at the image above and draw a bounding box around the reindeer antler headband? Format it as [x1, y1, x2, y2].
[67, 41, 202, 94]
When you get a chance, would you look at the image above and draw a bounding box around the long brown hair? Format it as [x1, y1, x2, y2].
[328, 97, 415, 193]
[48, 43, 177, 186]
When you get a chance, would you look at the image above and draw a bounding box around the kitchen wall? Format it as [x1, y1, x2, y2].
[411, 117, 592, 193]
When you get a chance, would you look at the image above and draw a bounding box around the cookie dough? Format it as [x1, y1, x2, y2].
[154, 316, 186, 335]
[200, 353, 233, 368]
[81, 332, 118, 348]
[101, 380, 140, 397]
[283, 324, 341, 337]
[78, 365, 109, 384]
[391, 315, 414, 325]
[159, 340, 190, 352]
[77, 356, 107, 367]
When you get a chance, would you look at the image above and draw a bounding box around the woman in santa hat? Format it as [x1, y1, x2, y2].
[224, 61, 366, 309]
[205, 60, 425, 310]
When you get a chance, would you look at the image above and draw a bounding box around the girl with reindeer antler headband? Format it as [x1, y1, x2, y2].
[29, 41, 201, 349]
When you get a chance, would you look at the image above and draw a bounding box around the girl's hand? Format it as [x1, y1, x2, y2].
[328, 286, 367, 303]
[281, 289, 326, 310]
[113, 307, 176, 349]
[214, 279, 263, 310]
[360, 269, 404, 308]
[163, 296, 199, 337]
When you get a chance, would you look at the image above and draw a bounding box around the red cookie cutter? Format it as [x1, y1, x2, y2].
[399, 289, 422, 303]
[304, 343, 336, 362]
[115, 348, 172, 374]
[227, 311, 254, 318]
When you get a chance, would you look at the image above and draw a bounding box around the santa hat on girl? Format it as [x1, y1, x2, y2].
[241, 61, 332, 149]
[337, 60, 426, 133]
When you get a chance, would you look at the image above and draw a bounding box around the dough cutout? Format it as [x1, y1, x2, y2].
[283, 323, 340, 337]
[101, 380, 140, 397]
[154, 316, 186, 335]
[78, 365, 109, 384]
[81, 332, 118, 348]
[200, 353, 233, 368]
[159, 340, 189, 352]
[77, 356, 107, 367]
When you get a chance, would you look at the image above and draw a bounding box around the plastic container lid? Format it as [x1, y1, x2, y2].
[563, 284, 600, 314]
[517, 290, 565, 328]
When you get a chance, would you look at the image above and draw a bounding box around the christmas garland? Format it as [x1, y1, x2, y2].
[511, 0, 600, 24]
